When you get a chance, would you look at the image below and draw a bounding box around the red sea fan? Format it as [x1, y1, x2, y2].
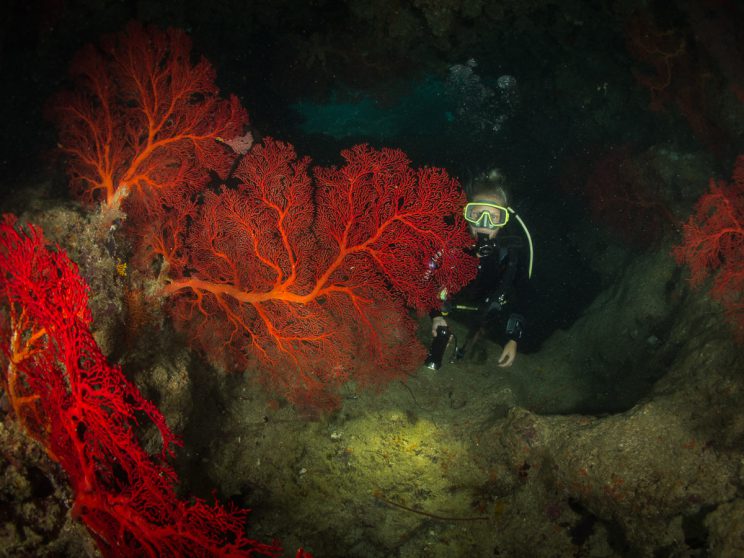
[674, 156, 744, 337]
[0, 215, 280, 557]
[161, 139, 477, 410]
[49, 21, 248, 212]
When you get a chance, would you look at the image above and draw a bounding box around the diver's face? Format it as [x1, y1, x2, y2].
[466, 197, 505, 239]
[469, 222, 500, 239]
[468, 225, 501, 238]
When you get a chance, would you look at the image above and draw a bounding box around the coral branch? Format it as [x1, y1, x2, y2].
[0, 215, 280, 557]
[49, 21, 248, 211]
[161, 139, 477, 410]
[674, 155, 744, 337]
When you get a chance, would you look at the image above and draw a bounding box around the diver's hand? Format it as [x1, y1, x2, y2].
[431, 316, 448, 336]
[497, 340, 517, 367]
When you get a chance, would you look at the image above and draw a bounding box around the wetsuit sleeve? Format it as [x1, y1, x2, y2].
[504, 312, 525, 342]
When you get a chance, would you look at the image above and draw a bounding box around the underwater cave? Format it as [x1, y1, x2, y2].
[1, 1, 743, 556]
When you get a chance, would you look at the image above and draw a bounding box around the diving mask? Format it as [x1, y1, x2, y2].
[463, 201, 510, 229]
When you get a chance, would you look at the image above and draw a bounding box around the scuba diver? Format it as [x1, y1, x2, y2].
[425, 169, 534, 370]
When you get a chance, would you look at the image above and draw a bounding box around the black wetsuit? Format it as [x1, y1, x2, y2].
[432, 224, 529, 349]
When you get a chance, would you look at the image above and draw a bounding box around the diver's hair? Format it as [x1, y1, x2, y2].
[470, 168, 510, 206]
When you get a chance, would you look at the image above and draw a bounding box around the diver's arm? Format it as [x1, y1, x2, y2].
[425, 249, 453, 336]
[499, 248, 527, 366]
[484, 247, 526, 364]
[429, 297, 452, 336]
[431, 315, 448, 336]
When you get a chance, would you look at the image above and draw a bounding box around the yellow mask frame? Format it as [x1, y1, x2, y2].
[463, 201, 510, 228]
